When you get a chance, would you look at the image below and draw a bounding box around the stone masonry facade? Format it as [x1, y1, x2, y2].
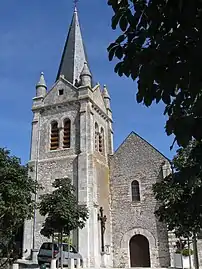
[23, 71, 114, 268]
[110, 133, 170, 268]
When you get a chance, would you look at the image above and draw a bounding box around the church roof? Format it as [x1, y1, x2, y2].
[114, 131, 170, 162]
[56, 7, 89, 84]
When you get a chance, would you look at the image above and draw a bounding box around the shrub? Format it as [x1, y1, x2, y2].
[176, 248, 194, 256]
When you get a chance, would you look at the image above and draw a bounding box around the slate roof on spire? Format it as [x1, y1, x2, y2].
[56, 7, 89, 84]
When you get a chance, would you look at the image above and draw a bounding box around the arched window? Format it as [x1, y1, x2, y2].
[95, 122, 99, 151]
[99, 127, 105, 154]
[63, 119, 71, 148]
[50, 121, 59, 150]
[131, 180, 140, 201]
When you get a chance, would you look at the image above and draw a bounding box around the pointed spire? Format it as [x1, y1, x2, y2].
[56, 8, 90, 84]
[80, 62, 92, 77]
[36, 72, 47, 97]
[80, 62, 92, 87]
[103, 85, 110, 99]
[103, 85, 111, 110]
[36, 72, 47, 89]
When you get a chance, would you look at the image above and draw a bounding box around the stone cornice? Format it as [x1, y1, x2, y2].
[28, 154, 78, 163]
[32, 98, 79, 113]
[32, 95, 113, 123]
[90, 100, 113, 123]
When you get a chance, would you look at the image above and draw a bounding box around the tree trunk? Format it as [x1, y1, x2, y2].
[188, 238, 191, 269]
[52, 234, 54, 259]
[57, 233, 60, 269]
[193, 234, 199, 269]
[60, 231, 63, 269]
[68, 233, 70, 260]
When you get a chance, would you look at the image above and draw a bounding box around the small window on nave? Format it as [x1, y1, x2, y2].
[63, 119, 71, 148]
[50, 121, 59, 150]
[131, 180, 140, 202]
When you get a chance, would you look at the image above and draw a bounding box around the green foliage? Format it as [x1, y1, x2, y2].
[62, 237, 72, 245]
[39, 178, 88, 238]
[176, 249, 194, 257]
[153, 141, 202, 238]
[108, 0, 202, 147]
[174, 240, 194, 256]
[0, 148, 38, 265]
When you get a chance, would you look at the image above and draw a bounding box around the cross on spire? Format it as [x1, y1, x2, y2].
[74, 0, 79, 8]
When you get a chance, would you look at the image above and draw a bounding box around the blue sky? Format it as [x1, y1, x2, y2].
[0, 0, 177, 164]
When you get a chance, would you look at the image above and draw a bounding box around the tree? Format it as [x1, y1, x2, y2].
[39, 178, 88, 268]
[0, 148, 38, 266]
[153, 141, 202, 238]
[108, 3, 202, 265]
[107, 0, 202, 148]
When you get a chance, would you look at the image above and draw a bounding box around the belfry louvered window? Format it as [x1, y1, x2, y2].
[50, 121, 59, 150]
[63, 119, 71, 148]
[99, 133, 102, 153]
[95, 123, 99, 151]
[131, 180, 140, 201]
[99, 127, 104, 154]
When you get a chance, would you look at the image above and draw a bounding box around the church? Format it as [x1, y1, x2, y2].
[22, 6, 193, 268]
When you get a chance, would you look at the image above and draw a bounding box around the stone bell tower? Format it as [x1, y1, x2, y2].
[23, 7, 113, 267]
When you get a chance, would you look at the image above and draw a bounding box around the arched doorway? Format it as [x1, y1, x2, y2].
[129, 234, 150, 267]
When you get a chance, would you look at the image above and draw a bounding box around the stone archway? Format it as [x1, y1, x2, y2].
[129, 234, 150, 267]
[120, 227, 156, 267]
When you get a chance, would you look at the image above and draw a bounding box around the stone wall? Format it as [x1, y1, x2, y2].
[23, 82, 81, 256]
[110, 132, 170, 268]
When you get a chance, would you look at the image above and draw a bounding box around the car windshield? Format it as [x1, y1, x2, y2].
[41, 243, 58, 251]
[40, 243, 77, 253]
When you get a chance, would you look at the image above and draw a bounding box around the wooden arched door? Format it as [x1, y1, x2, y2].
[129, 234, 150, 267]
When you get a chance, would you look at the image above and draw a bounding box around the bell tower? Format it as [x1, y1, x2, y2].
[23, 7, 113, 267]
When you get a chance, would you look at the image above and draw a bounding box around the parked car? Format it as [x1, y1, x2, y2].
[37, 242, 83, 267]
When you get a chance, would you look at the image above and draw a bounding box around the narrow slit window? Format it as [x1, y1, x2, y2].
[50, 121, 59, 150]
[131, 180, 140, 201]
[63, 119, 71, 148]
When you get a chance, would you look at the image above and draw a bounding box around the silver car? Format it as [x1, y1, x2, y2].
[37, 242, 83, 267]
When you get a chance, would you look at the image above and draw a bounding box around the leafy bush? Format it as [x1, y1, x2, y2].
[176, 248, 193, 256]
[174, 240, 193, 256]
